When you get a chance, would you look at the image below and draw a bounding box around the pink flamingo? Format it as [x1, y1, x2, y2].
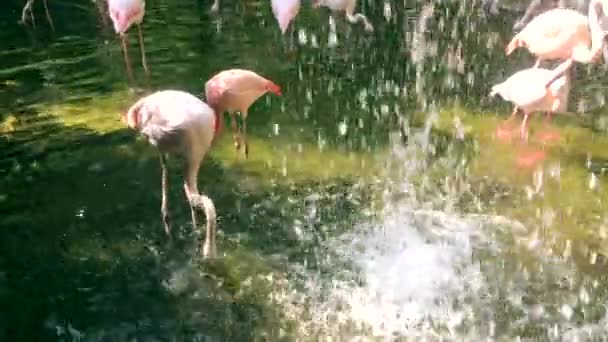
[108, 0, 149, 81]
[205, 69, 282, 158]
[271, 0, 301, 34]
[122, 90, 219, 258]
[505, 0, 607, 67]
[312, 0, 374, 32]
[490, 58, 573, 140]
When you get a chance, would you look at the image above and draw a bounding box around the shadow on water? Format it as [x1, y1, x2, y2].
[0, 104, 374, 340]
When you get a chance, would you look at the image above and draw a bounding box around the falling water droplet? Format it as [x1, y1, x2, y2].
[589, 173, 598, 190]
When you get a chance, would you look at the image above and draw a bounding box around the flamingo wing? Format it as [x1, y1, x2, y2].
[521, 9, 587, 57]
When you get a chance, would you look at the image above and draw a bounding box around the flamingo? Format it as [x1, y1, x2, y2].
[506, 0, 607, 68]
[122, 90, 219, 258]
[271, 0, 301, 34]
[312, 0, 374, 32]
[512, 0, 586, 31]
[490, 58, 573, 140]
[108, 0, 149, 81]
[20, 0, 54, 30]
[205, 69, 282, 158]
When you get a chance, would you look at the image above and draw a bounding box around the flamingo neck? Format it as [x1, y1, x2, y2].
[183, 164, 217, 258]
[189, 192, 217, 258]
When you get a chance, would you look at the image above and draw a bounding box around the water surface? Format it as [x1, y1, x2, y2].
[3, 0, 608, 340]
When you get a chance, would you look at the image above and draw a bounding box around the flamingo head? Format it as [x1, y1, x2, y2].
[122, 102, 144, 130]
[265, 81, 282, 96]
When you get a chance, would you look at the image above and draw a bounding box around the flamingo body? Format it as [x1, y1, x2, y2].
[205, 69, 281, 157]
[506, 1, 606, 66]
[205, 69, 281, 118]
[271, 0, 301, 34]
[513, 0, 589, 31]
[124, 90, 218, 258]
[125, 90, 216, 155]
[108, 0, 145, 35]
[491, 68, 570, 113]
[490, 59, 573, 138]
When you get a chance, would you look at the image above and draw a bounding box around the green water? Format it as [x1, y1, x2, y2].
[3, 0, 608, 340]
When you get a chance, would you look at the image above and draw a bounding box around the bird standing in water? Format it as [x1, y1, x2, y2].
[312, 0, 374, 32]
[505, 0, 607, 67]
[490, 58, 573, 140]
[108, 0, 149, 81]
[123, 90, 219, 258]
[205, 69, 282, 158]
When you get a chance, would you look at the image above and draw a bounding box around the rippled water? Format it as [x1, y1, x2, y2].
[4, 0, 608, 340]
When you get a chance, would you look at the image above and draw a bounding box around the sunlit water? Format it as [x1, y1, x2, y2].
[272, 134, 608, 340]
[4, 0, 608, 340]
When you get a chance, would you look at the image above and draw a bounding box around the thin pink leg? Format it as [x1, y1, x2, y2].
[496, 106, 519, 141]
[137, 24, 149, 77]
[538, 111, 561, 143]
[160, 154, 171, 237]
[42, 0, 54, 31]
[520, 112, 530, 141]
[121, 34, 135, 82]
[230, 112, 241, 151]
[504, 106, 519, 124]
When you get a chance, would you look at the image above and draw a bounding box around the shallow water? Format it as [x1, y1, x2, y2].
[3, 0, 608, 340]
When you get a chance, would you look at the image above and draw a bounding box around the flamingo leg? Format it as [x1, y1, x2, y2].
[533, 59, 541, 68]
[243, 117, 248, 158]
[229, 112, 241, 151]
[544, 111, 553, 123]
[188, 189, 199, 231]
[520, 112, 531, 140]
[183, 157, 203, 231]
[137, 24, 149, 77]
[503, 106, 519, 125]
[160, 154, 171, 236]
[120, 34, 135, 82]
[42, 0, 54, 31]
[21, 0, 34, 25]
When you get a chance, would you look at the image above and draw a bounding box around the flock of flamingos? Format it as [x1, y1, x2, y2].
[18, 0, 608, 259]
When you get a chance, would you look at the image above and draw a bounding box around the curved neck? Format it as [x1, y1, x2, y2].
[191, 193, 217, 258]
[574, 0, 606, 63]
[589, 0, 605, 49]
